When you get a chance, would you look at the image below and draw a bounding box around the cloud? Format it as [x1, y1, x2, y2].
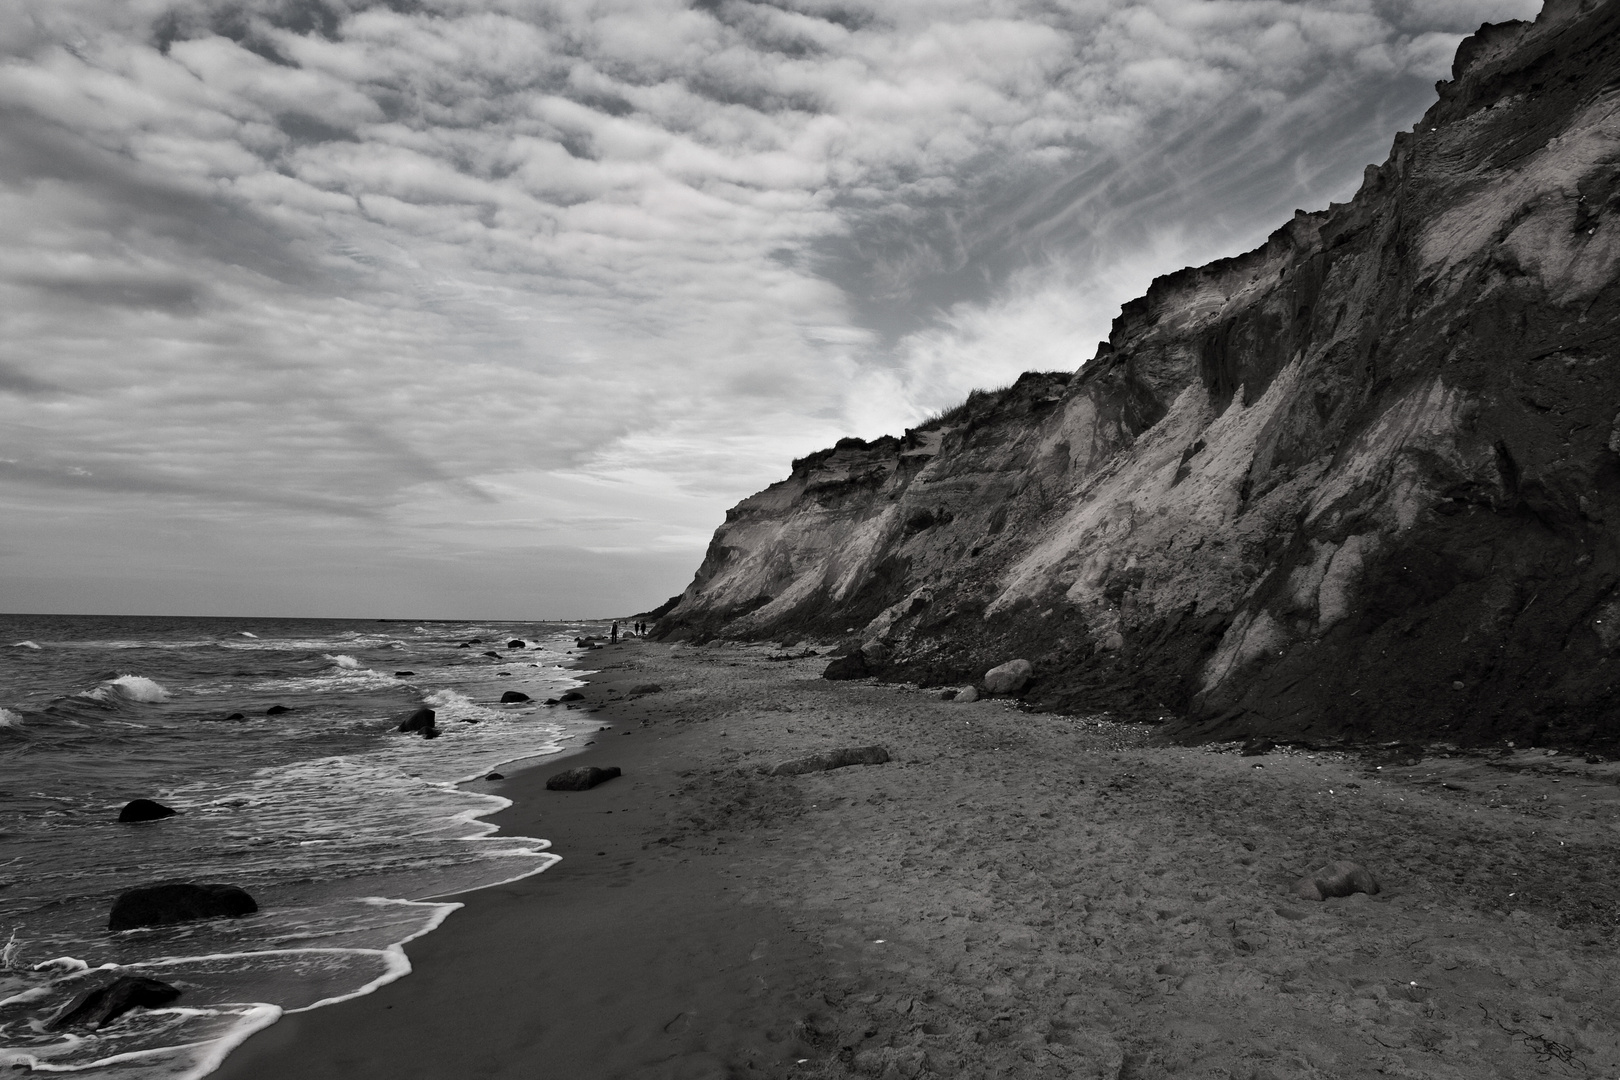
[0, 0, 1542, 616]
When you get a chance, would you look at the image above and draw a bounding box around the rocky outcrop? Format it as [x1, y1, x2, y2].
[660, 1, 1620, 751]
[45, 976, 181, 1031]
[108, 882, 258, 931]
[545, 766, 621, 791]
[117, 799, 177, 823]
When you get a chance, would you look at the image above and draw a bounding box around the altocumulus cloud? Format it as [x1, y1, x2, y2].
[0, 0, 1539, 617]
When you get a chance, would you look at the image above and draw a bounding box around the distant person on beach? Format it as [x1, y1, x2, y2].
[610, 621, 619, 642]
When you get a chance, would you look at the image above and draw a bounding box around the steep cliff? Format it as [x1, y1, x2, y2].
[661, 0, 1620, 750]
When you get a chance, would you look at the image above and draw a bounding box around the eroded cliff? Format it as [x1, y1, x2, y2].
[661, 0, 1620, 749]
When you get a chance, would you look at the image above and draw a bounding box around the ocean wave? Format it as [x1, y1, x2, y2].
[421, 689, 506, 724]
[82, 675, 172, 705]
[237, 631, 258, 638]
[11, 641, 40, 650]
[326, 655, 363, 670]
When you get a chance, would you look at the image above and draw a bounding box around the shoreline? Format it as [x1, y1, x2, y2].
[213, 639, 1620, 1079]
[211, 638, 827, 1079]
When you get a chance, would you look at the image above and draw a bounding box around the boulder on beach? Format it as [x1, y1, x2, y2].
[1241, 739, 1276, 757]
[955, 686, 980, 703]
[265, 705, 291, 715]
[558, 691, 585, 702]
[983, 659, 1033, 694]
[500, 691, 531, 703]
[821, 653, 870, 680]
[1293, 861, 1381, 902]
[108, 882, 258, 931]
[118, 799, 177, 823]
[45, 975, 181, 1031]
[628, 683, 662, 696]
[393, 707, 437, 735]
[485, 772, 504, 781]
[545, 765, 622, 791]
[770, 746, 891, 776]
[861, 641, 891, 664]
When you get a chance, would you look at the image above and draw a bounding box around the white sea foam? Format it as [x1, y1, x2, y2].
[11, 641, 40, 650]
[422, 688, 506, 724]
[31, 958, 89, 974]
[84, 675, 172, 704]
[326, 654, 362, 670]
[0, 708, 22, 728]
[236, 631, 258, 638]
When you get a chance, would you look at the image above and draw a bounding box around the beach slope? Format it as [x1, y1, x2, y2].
[215, 639, 1620, 1079]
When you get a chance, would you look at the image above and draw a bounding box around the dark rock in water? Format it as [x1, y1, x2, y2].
[770, 746, 891, 776]
[628, 683, 662, 696]
[507, 639, 525, 648]
[118, 799, 177, 823]
[558, 691, 585, 702]
[822, 653, 870, 680]
[108, 882, 258, 931]
[1241, 739, 1276, 757]
[545, 766, 622, 791]
[265, 705, 291, 715]
[468, 638, 484, 644]
[223, 713, 245, 721]
[423, 727, 440, 739]
[500, 691, 531, 703]
[486, 772, 504, 781]
[481, 650, 500, 658]
[983, 659, 1033, 695]
[45, 976, 181, 1031]
[544, 698, 559, 705]
[457, 642, 472, 648]
[393, 707, 437, 734]
[1294, 861, 1380, 902]
[394, 671, 415, 677]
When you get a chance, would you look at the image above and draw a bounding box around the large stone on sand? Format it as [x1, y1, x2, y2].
[983, 659, 1033, 694]
[821, 653, 870, 680]
[545, 766, 622, 791]
[955, 686, 980, 703]
[770, 746, 891, 776]
[118, 799, 177, 823]
[499, 691, 531, 703]
[1293, 861, 1380, 901]
[108, 882, 258, 931]
[46, 975, 181, 1031]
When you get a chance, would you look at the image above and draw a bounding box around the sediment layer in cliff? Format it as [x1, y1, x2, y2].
[661, 0, 1620, 750]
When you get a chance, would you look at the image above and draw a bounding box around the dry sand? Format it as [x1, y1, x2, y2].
[215, 640, 1620, 1079]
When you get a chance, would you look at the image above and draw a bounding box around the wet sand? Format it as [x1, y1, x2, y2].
[216, 639, 1620, 1079]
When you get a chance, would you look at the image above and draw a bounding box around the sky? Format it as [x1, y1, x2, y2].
[0, 0, 1541, 620]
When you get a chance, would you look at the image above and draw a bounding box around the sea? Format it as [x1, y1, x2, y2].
[0, 613, 607, 1078]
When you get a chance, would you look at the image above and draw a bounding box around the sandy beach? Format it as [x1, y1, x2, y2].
[215, 640, 1620, 1079]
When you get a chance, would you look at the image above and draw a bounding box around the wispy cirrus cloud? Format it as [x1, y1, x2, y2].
[0, 0, 1539, 617]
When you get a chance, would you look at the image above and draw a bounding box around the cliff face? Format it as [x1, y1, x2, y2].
[662, 0, 1620, 749]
